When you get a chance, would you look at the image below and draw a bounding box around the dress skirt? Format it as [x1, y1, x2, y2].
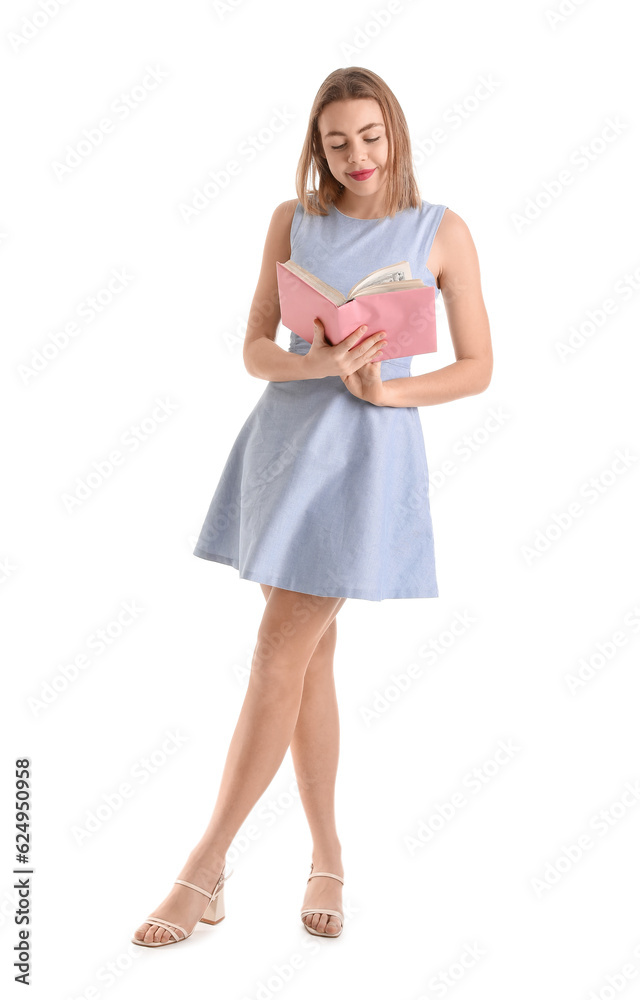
[193, 340, 438, 602]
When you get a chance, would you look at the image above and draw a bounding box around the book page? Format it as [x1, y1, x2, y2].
[348, 261, 413, 298]
[353, 278, 425, 297]
[280, 260, 345, 306]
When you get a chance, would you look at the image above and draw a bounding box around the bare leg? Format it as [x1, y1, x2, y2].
[133, 585, 346, 944]
[260, 583, 344, 936]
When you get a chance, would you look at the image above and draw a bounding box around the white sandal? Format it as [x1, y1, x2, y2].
[300, 862, 344, 938]
[132, 865, 233, 948]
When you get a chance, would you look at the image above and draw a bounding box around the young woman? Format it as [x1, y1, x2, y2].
[131, 66, 492, 948]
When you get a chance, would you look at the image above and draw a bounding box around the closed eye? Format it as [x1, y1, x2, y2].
[330, 137, 381, 150]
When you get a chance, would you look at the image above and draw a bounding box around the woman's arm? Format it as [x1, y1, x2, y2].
[382, 209, 493, 406]
[243, 202, 387, 382]
[242, 200, 316, 382]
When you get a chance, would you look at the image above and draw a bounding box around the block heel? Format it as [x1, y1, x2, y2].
[200, 881, 226, 924]
[131, 864, 233, 947]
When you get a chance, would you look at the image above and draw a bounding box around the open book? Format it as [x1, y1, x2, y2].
[276, 259, 437, 361]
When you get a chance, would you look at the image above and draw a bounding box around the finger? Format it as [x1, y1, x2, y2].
[356, 332, 387, 355]
[344, 323, 370, 343]
[313, 317, 331, 346]
[312, 318, 325, 341]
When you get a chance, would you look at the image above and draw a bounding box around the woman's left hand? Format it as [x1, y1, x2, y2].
[340, 357, 389, 406]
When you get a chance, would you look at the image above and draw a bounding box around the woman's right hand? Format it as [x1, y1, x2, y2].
[304, 317, 387, 378]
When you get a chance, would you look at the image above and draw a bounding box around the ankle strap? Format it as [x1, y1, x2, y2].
[308, 870, 344, 884]
[174, 865, 233, 901]
[174, 878, 215, 900]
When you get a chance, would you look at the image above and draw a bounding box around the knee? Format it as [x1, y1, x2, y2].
[250, 598, 340, 687]
[313, 619, 338, 657]
[249, 636, 310, 692]
[302, 624, 337, 679]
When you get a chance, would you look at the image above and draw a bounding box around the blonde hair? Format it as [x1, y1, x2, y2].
[295, 67, 421, 220]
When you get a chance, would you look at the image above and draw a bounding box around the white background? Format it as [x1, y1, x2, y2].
[2, 0, 639, 997]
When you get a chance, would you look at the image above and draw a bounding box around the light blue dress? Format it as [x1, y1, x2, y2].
[193, 197, 448, 601]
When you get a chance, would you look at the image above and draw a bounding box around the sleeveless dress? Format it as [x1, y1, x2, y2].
[193, 197, 448, 601]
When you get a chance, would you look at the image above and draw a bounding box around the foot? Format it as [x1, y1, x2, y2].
[133, 851, 226, 946]
[301, 854, 344, 936]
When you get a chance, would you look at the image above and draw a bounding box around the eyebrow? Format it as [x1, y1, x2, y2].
[322, 121, 384, 138]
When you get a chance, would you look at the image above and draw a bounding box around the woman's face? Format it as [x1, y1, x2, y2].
[317, 98, 389, 197]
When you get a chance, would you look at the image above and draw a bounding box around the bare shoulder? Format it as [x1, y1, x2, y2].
[271, 198, 299, 224]
[435, 207, 475, 252]
[276, 197, 299, 217]
[243, 199, 299, 356]
[429, 208, 481, 290]
[438, 207, 472, 239]
[263, 198, 299, 261]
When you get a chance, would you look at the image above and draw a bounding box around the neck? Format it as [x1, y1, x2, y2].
[334, 189, 388, 220]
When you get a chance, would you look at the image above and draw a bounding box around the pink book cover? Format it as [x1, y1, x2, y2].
[276, 261, 437, 362]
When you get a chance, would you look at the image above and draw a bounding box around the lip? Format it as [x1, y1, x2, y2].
[347, 168, 376, 181]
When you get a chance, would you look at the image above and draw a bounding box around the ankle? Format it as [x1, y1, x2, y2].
[184, 845, 228, 877]
[311, 842, 343, 875]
